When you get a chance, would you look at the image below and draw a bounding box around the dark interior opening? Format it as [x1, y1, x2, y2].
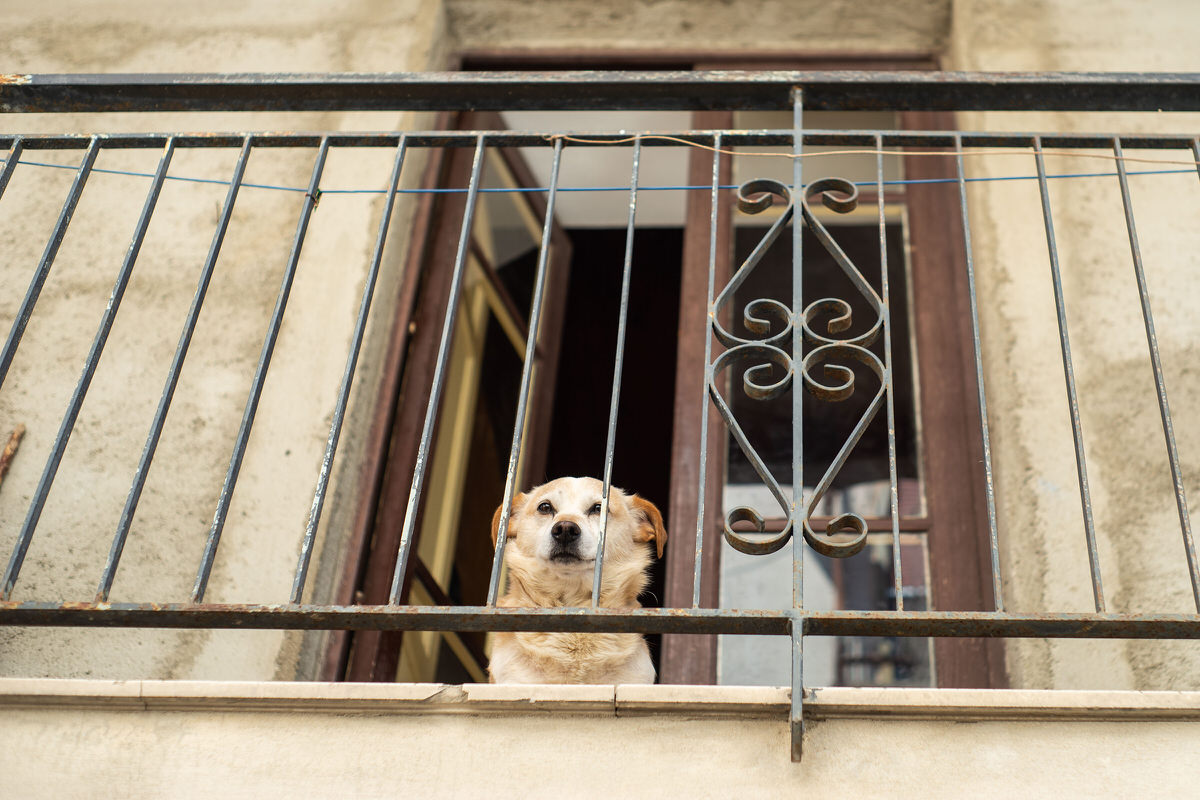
[541, 227, 684, 672]
[436, 227, 683, 681]
[541, 228, 683, 511]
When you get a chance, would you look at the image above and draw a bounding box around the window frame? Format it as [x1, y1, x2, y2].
[327, 51, 1005, 689]
[325, 110, 571, 682]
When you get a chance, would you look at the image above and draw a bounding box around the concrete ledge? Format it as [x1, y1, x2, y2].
[0, 678, 146, 709]
[3, 678, 1200, 721]
[461, 681, 615, 712]
[138, 680, 450, 712]
[7, 680, 1200, 799]
[806, 686, 1200, 720]
[616, 683, 788, 717]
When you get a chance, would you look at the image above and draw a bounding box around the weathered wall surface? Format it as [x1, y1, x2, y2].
[946, 0, 1200, 690]
[3, 682, 1199, 800]
[0, 0, 445, 681]
[446, 0, 952, 54]
[4, 0, 1199, 697]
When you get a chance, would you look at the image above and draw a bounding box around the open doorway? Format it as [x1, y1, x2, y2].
[337, 54, 1003, 691]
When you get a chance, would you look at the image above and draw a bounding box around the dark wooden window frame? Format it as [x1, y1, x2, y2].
[326, 50, 1005, 690]
[324, 110, 570, 682]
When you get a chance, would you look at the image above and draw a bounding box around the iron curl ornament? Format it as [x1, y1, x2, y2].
[712, 177, 887, 560]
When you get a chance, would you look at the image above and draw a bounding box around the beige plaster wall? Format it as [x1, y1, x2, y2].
[446, 0, 952, 55]
[4, 0, 1199, 698]
[945, 0, 1200, 690]
[3, 682, 1199, 799]
[0, 1, 446, 681]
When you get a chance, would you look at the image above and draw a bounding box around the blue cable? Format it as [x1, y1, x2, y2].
[0, 155, 1193, 197]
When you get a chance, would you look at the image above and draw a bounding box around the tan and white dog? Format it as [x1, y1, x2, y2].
[487, 476, 667, 684]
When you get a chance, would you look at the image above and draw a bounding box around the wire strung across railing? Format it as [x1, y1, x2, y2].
[1, 153, 1197, 196]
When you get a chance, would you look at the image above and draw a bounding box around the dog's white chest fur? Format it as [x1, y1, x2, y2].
[489, 631, 655, 684]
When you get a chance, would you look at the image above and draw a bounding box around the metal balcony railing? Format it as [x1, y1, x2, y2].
[2, 72, 1200, 760]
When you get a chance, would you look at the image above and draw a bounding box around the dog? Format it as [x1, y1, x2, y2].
[487, 476, 667, 684]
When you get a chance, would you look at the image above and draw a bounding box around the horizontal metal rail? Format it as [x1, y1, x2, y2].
[6, 130, 1200, 150]
[4, 71, 1200, 113]
[1, 603, 1198, 639]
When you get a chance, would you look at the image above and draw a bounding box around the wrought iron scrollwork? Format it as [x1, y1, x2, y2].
[713, 177, 888, 560]
[711, 179, 795, 556]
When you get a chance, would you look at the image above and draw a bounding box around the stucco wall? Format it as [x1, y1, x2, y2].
[0, 0, 446, 681]
[3, 0, 1199, 695]
[945, 0, 1200, 690]
[3, 681, 1199, 799]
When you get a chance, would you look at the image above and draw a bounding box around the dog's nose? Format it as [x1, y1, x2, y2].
[551, 520, 580, 544]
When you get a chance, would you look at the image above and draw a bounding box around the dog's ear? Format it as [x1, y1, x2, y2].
[491, 493, 525, 549]
[630, 495, 668, 559]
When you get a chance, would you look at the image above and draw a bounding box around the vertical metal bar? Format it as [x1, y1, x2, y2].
[692, 135, 723, 608]
[790, 97, 805, 608]
[191, 138, 329, 603]
[98, 137, 253, 602]
[291, 139, 409, 604]
[0, 137, 101, 392]
[2, 138, 174, 601]
[593, 137, 642, 606]
[875, 136, 903, 612]
[790, 87, 806, 763]
[387, 135, 486, 605]
[955, 135, 1005, 612]
[0, 137, 24, 201]
[1033, 136, 1104, 613]
[790, 614, 805, 762]
[1114, 137, 1200, 612]
[482, 137, 564, 607]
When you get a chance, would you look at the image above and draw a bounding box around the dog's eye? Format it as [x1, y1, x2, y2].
[589, 502, 602, 515]
[537, 501, 554, 515]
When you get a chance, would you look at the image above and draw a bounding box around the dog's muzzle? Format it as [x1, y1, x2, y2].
[549, 520, 584, 562]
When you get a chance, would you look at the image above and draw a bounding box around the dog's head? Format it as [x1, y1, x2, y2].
[491, 477, 666, 588]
